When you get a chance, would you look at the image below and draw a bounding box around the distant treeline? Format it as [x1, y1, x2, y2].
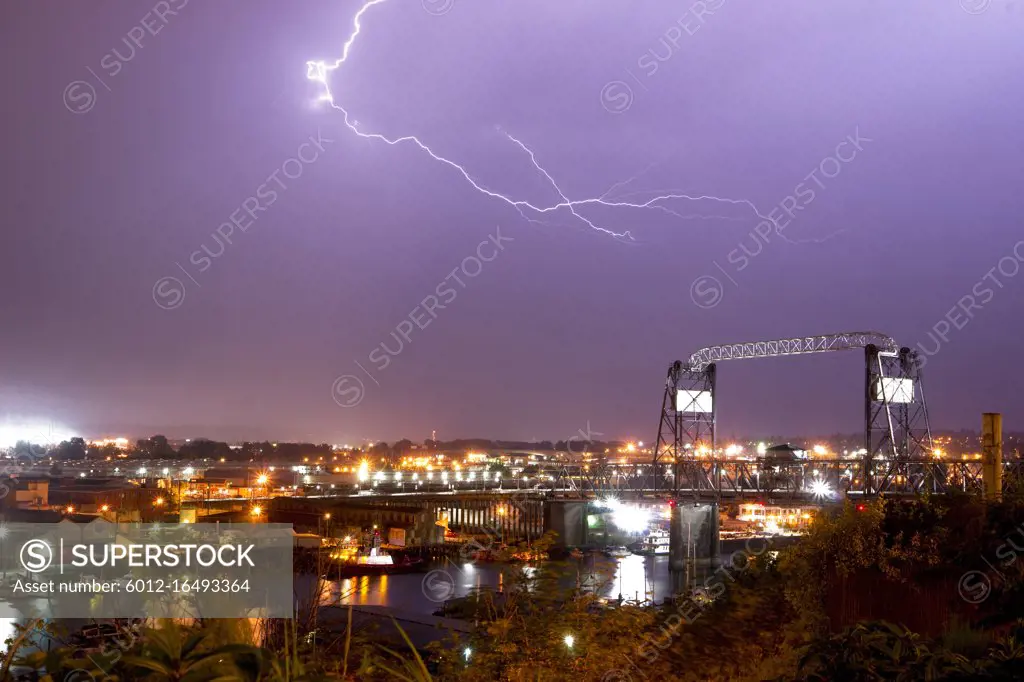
[10, 435, 629, 463]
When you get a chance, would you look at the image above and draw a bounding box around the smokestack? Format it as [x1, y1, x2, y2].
[981, 413, 1002, 500]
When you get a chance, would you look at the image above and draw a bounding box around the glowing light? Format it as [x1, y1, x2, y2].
[756, 442, 767, 455]
[100, 505, 109, 512]
[809, 479, 833, 499]
[137, 467, 147, 476]
[357, 460, 370, 483]
[0, 421, 74, 449]
[601, 496, 650, 533]
[154, 497, 165, 507]
[251, 506, 262, 517]
[302, 1, 817, 242]
[725, 444, 743, 457]
[256, 473, 269, 485]
[813, 444, 827, 456]
[564, 634, 575, 649]
[183, 467, 194, 477]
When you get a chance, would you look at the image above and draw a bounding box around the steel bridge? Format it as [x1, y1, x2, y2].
[538, 331, 1016, 501]
[542, 458, 1024, 502]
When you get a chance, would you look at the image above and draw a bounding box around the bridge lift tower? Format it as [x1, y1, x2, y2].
[653, 332, 933, 496]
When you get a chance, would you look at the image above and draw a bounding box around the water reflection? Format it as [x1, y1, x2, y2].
[317, 555, 692, 615]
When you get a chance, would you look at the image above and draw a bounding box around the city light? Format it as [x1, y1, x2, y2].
[601, 496, 651, 533]
[564, 634, 575, 649]
[251, 506, 262, 517]
[809, 479, 833, 500]
[138, 467, 147, 476]
[154, 497, 165, 507]
[257, 473, 269, 485]
[183, 467, 194, 476]
[357, 460, 370, 483]
[100, 504, 109, 512]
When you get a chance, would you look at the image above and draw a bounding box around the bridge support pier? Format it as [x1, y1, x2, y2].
[668, 501, 720, 596]
[545, 500, 589, 547]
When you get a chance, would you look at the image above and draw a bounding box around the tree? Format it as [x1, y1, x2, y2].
[178, 439, 232, 461]
[53, 437, 86, 460]
[137, 434, 176, 459]
[430, 561, 670, 681]
[122, 622, 260, 681]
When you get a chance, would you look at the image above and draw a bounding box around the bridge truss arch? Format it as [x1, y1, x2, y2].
[654, 331, 935, 497]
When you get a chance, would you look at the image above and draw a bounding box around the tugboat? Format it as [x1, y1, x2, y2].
[331, 548, 426, 577]
[326, 531, 426, 576]
[632, 529, 670, 556]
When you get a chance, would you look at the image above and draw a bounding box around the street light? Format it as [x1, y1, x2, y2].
[564, 634, 575, 649]
[154, 497, 165, 507]
[251, 506, 262, 518]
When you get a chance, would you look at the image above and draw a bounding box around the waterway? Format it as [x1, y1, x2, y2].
[319, 554, 689, 615]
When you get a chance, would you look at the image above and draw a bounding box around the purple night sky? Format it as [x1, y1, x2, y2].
[1, 0, 1022, 444]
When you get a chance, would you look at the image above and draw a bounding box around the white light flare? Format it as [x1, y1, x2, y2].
[600, 496, 650, 533]
[304, 0, 811, 242]
[809, 479, 833, 500]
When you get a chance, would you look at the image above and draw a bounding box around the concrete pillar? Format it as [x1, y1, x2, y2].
[982, 413, 1002, 500]
[668, 502, 721, 597]
[669, 502, 686, 597]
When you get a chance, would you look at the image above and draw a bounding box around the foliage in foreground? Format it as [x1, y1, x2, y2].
[5, 494, 1024, 680]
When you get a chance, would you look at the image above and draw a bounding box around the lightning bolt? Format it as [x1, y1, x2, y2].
[306, 0, 839, 243]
